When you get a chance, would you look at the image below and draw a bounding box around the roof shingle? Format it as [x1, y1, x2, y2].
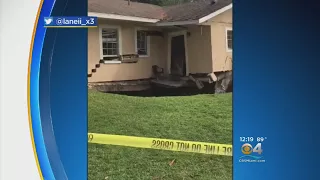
[88, 0, 232, 22]
[162, 0, 232, 22]
[89, 0, 164, 19]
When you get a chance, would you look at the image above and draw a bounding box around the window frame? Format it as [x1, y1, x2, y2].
[225, 27, 233, 52]
[134, 27, 150, 58]
[99, 25, 122, 63]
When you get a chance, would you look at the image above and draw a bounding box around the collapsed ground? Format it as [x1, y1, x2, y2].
[88, 90, 232, 180]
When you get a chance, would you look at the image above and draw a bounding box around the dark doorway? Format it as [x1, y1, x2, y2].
[170, 35, 186, 76]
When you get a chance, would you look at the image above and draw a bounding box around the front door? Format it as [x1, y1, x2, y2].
[170, 35, 186, 76]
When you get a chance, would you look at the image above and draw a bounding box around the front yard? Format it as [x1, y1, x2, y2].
[88, 90, 232, 180]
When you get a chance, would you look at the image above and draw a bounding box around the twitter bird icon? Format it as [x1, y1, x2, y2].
[44, 17, 53, 25]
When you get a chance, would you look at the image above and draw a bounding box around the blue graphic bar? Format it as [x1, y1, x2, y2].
[44, 16, 97, 28]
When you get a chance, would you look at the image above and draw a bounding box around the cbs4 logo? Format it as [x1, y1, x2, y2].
[241, 143, 263, 155]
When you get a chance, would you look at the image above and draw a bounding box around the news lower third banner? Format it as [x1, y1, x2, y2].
[44, 16, 97, 28]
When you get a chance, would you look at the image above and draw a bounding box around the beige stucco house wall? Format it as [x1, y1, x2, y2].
[88, 9, 232, 83]
[187, 25, 213, 74]
[210, 9, 233, 72]
[88, 19, 166, 82]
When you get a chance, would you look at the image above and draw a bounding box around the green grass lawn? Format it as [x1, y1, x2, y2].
[88, 90, 232, 180]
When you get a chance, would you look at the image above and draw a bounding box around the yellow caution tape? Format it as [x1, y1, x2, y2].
[88, 133, 232, 156]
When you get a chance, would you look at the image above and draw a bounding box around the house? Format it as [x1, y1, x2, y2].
[88, 0, 232, 92]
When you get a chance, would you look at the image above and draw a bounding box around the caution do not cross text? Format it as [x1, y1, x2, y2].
[88, 133, 232, 156]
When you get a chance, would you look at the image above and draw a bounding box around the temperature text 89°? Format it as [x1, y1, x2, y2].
[257, 137, 267, 142]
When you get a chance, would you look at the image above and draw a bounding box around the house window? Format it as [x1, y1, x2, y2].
[136, 30, 149, 56]
[226, 29, 233, 51]
[101, 28, 120, 60]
